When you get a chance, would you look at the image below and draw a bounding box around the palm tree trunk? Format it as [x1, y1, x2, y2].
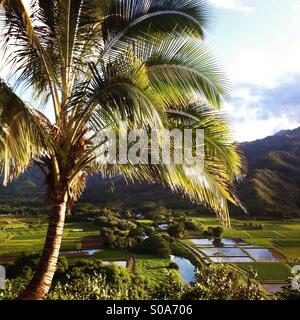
[18, 195, 67, 300]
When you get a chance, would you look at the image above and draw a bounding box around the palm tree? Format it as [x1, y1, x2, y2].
[0, 0, 245, 300]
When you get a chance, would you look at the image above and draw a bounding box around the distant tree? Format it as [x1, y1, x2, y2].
[144, 226, 155, 237]
[185, 220, 201, 231]
[155, 206, 172, 217]
[133, 235, 171, 258]
[167, 222, 185, 238]
[212, 226, 224, 238]
[203, 226, 224, 238]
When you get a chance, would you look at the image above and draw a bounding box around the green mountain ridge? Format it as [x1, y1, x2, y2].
[1, 127, 300, 218]
[235, 127, 300, 217]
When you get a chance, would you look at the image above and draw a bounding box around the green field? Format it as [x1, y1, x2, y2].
[1, 214, 300, 286]
[0, 215, 99, 256]
[185, 215, 300, 260]
[183, 215, 300, 284]
[135, 258, 181, 286]
[0, 215, 181, 285]
[233, 262, 293, 283]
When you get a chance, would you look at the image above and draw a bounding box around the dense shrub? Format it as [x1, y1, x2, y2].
[1, 259, 150, 300]
[203, 226, 224, 238]
[128, 227, 144, 237]
[151, 273, 184, 300]
[184, 220, 201, 231]
[167, 222, 185, 238]
[181, 265, 265, 300]
[133, 235, 171, 258]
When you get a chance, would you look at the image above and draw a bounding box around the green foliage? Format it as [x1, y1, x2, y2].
[167, 222, 185, 238]
[151, 272, 184, 300]
[184, 220, 201, 231]
[243, 222, 265, 230]
[0, 277, 28, 300]
[234, 127, 300, 218]
[235, 263, 293, 283]
[133, 235, 171, 258]
[181, 265, 265, 300]
[128, 227, 144, 237]
[203, 226, 224, 238]
[0, 253, 295, 301]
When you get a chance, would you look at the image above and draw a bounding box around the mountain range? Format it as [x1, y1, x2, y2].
[1, 127, 300, 218]
[234, 127, 300, 217]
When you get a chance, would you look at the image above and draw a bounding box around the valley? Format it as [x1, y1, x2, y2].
[1, 213, 299, 292]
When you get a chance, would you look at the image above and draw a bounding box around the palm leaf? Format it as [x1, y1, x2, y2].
[0, 79, 52, 185]
[93, 0, 210, 65]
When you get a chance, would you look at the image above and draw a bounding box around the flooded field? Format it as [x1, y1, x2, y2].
[190, 238, 285, 263]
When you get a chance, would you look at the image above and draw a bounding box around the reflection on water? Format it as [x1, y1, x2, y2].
[210, 257, 254, 263]
[171, 255, 196, 283]
[190, 238, 285, 263]
[191, 238, 245, 246]
[201, 247, 248, 257]
[244, 248, 285, 262]
[61, 249, 102, 257]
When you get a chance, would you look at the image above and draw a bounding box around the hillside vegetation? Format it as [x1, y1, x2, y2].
[1, 127, 300, 218]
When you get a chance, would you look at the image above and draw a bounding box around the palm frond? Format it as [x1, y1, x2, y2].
[0, 79, 52, 185]
[0, 0, 60, 111]
[71, 51, 166, 135]
[93, 0, 210, 64]
[88, 101, 245, 226]
[143, 35, 229, 108]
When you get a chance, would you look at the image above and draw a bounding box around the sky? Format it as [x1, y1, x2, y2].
[207, 0, 300, 141]
[1, 0, 300, 142]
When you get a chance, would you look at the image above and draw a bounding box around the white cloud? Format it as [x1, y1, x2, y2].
[208, 0, 253, 13]
[224, 79, 300, 142]
[231, 114, 300, 142]
[228, 44, 300, 88]
[225, 99, 300, 143]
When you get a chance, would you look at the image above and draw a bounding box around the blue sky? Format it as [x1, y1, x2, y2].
[1, 0, 299, 142]
[207, 0, 300, 141]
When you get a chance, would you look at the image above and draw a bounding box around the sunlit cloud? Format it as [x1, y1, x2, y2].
[208, 0, 253, 14]
[228, 44, 300, 88]
[224, 75, 300, 141]
[230, 114, 300, 142]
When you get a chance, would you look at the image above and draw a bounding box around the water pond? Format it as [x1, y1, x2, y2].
[60, 249, 102, 257]
[200, 247, 248, 257]
[190, 238, 285, 263]
[171, 255, 196, 283]
[244, 248, 285, 262]
[191, 238, 245, 246]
